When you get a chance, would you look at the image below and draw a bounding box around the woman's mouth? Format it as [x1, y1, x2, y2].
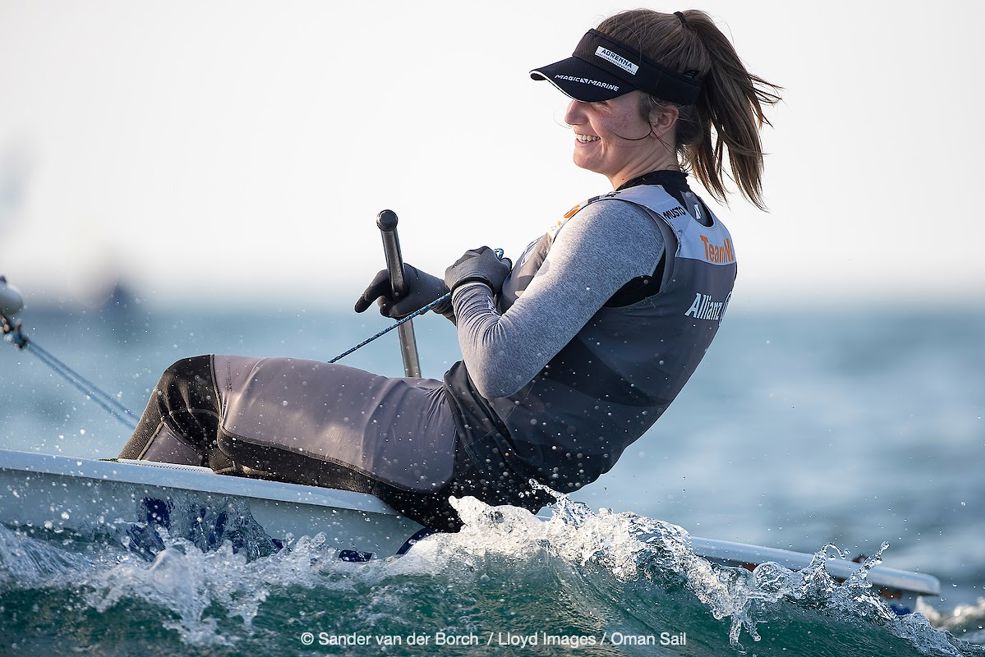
[576, 134, 600, 143]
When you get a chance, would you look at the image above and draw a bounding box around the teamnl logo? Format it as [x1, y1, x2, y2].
[594, 46, 639, 75]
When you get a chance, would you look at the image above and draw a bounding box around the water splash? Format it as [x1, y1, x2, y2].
[417, 487, 965, 655]
[84, 532, 348, 646]
[920, 598, 985, 653]
[0, 487, 976, 656]
[0, 522, 95, 591]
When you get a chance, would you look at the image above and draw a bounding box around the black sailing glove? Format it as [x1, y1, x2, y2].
[444, 246, 512, 295]
[354, 263, 453, 320]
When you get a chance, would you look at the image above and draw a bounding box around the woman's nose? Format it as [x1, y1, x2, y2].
[563, 100, 586, 126]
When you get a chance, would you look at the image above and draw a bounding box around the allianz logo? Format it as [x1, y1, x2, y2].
[684, 291, 731, 321]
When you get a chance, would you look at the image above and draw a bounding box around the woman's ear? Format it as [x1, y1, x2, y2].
[650, 104, 680, 139]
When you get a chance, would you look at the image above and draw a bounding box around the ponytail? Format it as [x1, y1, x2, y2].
[597, 10, 782, 210]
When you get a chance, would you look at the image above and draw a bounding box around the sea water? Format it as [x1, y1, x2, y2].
[0, 302, 983, 656]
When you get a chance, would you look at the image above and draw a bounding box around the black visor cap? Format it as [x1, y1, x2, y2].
[530, 29, 702, 105]
[530, 55, 628, 102]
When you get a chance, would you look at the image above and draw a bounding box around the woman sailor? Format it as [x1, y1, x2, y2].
[119, 9, 781, 531]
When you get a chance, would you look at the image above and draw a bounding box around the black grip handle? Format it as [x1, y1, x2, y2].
[374, 209, 421, 377]
[377, 209, 398, 232]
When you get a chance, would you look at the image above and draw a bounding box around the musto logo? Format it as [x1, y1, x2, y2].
[699, 235, 735, 264]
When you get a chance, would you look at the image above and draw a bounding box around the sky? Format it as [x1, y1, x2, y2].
[1, 0, 983, 310]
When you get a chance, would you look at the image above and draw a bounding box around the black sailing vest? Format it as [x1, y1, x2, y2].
[442, 184, 737, 493]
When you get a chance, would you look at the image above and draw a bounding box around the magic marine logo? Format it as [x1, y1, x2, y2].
[554, 74, 620, 93]
[684, 291, 731, 321]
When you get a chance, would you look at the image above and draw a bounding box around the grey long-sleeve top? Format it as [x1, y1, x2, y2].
[450, 199, 665, 399]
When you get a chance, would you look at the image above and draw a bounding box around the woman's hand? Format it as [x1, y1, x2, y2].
[354, 264, 450, 319]
[444, 246, 512, 295]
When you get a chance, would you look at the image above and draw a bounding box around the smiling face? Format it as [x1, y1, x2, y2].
[563, 91, 680, 188]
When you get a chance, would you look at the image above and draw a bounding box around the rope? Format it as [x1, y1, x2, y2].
[329, 292, 451, 363]
[25, 342, 139, 430]
[328, 248, 504, 364]
[2, 312, 139, 430]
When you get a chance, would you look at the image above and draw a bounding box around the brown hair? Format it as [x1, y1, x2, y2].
[597, 9, 782, 210]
